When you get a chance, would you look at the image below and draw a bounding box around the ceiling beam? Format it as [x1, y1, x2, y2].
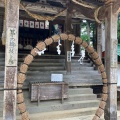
[0, 0, 95, 21]
[72, 0, 119, 22]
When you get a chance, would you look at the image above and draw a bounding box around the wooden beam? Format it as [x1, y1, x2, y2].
[0, 0, 118, 21]
[113, 0, 120, 14]
[104, 2, 118, 120]
[64, 0, 73, 74]
[3, 0, 19, 119]
[97, 24, 102, 59]
[0, 0, 93, 20]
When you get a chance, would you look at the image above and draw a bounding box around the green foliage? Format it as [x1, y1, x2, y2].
[80, 21, 95, 43]
[81, 34, 89, 42]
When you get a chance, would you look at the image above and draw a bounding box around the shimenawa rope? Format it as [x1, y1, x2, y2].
[17, 33, 108, 120]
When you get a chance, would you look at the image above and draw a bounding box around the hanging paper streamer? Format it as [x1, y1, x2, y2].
[45, 20, 49, 29]
[78, 48, 85, 64]
[56, 40, 61, 55]
[71, 40, 75, 57]
[37, 48, 46, 56]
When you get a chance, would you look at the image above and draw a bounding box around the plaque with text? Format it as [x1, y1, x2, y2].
[67, 51, 71, 62]
[5, 27, 18, 66]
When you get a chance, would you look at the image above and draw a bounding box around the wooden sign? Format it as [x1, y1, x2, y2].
[5, 27, 18, 66]
[67, 51, 71, 62]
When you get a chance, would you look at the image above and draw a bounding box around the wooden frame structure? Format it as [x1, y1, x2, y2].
[0, 0, 120, 120]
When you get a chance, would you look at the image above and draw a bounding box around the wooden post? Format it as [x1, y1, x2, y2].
[64, 0, 73, 74]
[75, 22, 81, 54]
[3, 0, 19, 120]
[104, 2, 118, 120]
[97, 24, 102, 59]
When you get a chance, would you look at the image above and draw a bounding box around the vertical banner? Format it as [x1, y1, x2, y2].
[19, 20, 23, 27]
[40, 22, 44, 29]
[5, 27, 18, 66]
[35, 21, 40, 28]
[24, 20, 29, 27]
[30, 21, 34, 28]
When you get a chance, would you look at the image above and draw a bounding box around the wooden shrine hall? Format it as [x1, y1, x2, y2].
[0, 0, 120, 120]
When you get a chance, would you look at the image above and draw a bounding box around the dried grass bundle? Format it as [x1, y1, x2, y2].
[52, 34, 60, 42]
[45, 38, 53, 45]
[36, 42, 46, 50]
[101, 72, 107, 79]
[31, 48, 39, 56]
[92, 115, 99, 120]
[18, 102, 26, 113]
[95, 108, 104, 118]
[60, 33, 68, 40]
[90, 52, 99, 59]
[75, 37, 82, 44]
[18, 73, 26, 84]
[86, 46, 94, 53]
[68, 34, 75, 41]
[101, 94, 108, 101]
[102, 78, 107, 83]
[24, 54, 34, 65]
[20, 64, 28, 73]
[82, 41, 88, 48]
[17, 93, 24, 103]
[99, 64, 105, 72]
[21, 112, 29, 120]
[103, 85, 108, 93]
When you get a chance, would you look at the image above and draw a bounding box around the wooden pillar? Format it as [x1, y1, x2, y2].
[3, 0, 19, 120]
[97, 24, 102, 59]
[64, 0, 73, 74]
[101, 23, 105, 53]
[75, 22, 81, 54]
[104, 2, 118, 120]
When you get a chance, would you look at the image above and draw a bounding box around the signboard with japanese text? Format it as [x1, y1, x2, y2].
[67, 51, 71, 62]
[5, 27, 18, 66]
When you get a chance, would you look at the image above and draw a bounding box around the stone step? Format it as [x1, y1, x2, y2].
[68, 88, 93, 95]
[0, 71, 101, 80]
[0, 62, 91, 67]
[0, 58, 89, 63]
[0, 58, 65, 63]
[0, 77, 102, 87]
[0, 62, 65, 66]
[0, 66, 65, 71]
[15, 108, 100, 120]
[12, 74, 100, 79]
[66, 94, 98, 102]
[72, 66, 94, 71]
[28, 66, 65, 71]
[25, 70, 100, 76]
[68, 82, 103, 87]
[25, 100, 100, 114]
